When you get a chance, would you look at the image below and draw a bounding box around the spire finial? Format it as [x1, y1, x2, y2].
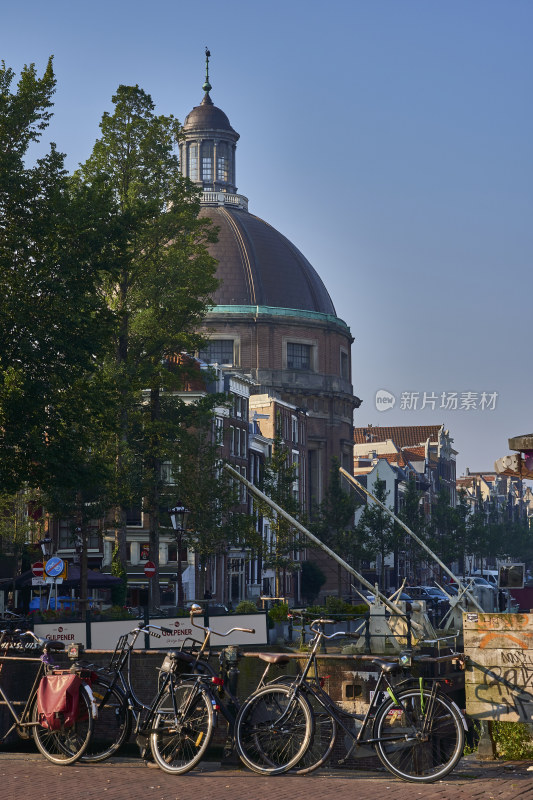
[203, 47, 212, 94]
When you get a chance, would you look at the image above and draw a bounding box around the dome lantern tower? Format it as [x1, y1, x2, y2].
[180, 47, 242, 202]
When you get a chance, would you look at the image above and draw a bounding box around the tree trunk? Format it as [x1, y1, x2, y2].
[75, 494, 89, 622]
[80, 525, 88, 622]
[113, 281, 129, 586]
[148, 387, 161, 611]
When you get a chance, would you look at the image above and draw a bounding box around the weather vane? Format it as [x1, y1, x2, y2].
[203, 47, 212, 94]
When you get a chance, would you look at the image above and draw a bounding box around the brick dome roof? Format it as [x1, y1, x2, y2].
[200, 205, 336, 314]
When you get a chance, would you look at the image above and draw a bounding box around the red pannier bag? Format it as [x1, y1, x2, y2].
[37, 672, 83, 730]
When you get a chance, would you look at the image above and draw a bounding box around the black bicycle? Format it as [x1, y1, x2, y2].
[149, 604, 312, 775]
[0, 628, 95, 765]
[249, 617, 467, 783]
[74, 621, 178, 764]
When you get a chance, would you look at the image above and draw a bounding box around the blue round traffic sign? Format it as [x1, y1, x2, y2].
[45, 556, 65, 577]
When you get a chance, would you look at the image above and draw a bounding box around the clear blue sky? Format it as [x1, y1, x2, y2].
[3, 0, 532, 476]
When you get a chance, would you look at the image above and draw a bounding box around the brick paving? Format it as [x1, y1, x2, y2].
[0, 752, 532, 800]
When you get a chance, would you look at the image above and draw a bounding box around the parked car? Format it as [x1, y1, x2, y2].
[419, 586, 449, 602]
[360, 590, 412, 604]
[470, 570, 499, 589]
[455, 576, 495, 591]
[405, 586, 450, 620]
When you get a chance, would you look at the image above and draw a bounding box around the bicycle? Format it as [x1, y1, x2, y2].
[248, 617, 467, 783]
[72, 621, 177, 764]
[150, 603, 313, 776]
[81, 606, 313, 775]
[0, 628, 95, 765]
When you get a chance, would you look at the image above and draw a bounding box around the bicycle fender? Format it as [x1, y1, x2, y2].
[449, 698, 468, 731]
[84, 683, 99, 721]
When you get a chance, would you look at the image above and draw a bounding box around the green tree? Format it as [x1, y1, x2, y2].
[356, 478, 396, 589]
[427, 489, 458, 579]
[454, 489, 471, 578]
[170, 397, 258, 601]
[37, 370, 116, 616]
[310, 458, 361, 598]
[259, 418, 303, 598]
[0, 488, 44, 607]
[78, 85, 219, 606]
[0, 59, 116, 494]
[300, 559, 326, 605]
[398, 476, 427, 583]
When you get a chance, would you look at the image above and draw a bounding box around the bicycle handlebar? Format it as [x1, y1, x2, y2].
[11, 630, 65, 651]
[189, 608, 255, 637]
[309, 619, 359, 641]
[130, 623, 173, 638]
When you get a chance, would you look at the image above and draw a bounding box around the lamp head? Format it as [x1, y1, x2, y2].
[169, 503, 190, 532]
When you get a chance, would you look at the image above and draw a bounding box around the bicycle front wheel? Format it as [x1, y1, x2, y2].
[235, 685, 313, 775]
[32, 684, 95, 765]
[81, 678, 131, 762]
[150, 681, 214, 774]
[373, 688, 465, 782]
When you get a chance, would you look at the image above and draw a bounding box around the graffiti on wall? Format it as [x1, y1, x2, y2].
[464, 612, 533, 722]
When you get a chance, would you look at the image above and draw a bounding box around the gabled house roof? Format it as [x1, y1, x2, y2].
[354, 425, 444, 449]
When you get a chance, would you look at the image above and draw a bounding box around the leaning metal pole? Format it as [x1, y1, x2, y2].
[338, 467, 483, 613]
[222, 462, 421, 626]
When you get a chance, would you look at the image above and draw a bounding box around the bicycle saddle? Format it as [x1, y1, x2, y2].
[257, 653, 290, 665]
[371, 658, 400, 673]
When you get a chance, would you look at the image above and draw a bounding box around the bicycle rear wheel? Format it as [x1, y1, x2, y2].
[150, 681, 214, 774]
[31, 684, 94, 765]
[373, 688, 465, 782]
[271, 682, 336, 774]
[292, 706, 336, 774]
[235, 685, 313, 775]
[81, 678, 131, 762]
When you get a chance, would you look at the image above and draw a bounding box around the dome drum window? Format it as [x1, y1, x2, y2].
[199, 338, 235, 365]
[340, 349, 350, 379]
[201, 142, 214, 183]
[287, 342, 313, 371]
[202, 156, 212, 182]
[189, 144, 198, 181]
[217, 155, 228, 182]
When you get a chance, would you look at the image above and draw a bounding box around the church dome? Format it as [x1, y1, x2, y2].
[183, 95, 237, 136]
[180, 49, 336, 318]
[199, 205, 336, 315]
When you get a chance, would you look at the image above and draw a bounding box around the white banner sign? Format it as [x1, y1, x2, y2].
[34, 622, 87, 646]
[34, 613, 268, 650]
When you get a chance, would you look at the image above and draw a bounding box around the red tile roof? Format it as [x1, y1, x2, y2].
[402, 446, 426, 460]
[354, 425, 442, 449]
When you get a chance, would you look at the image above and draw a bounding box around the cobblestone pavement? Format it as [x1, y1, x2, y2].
[1, 752, 532, 800]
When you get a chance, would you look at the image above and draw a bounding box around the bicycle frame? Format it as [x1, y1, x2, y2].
[0, 635, 48, 739]
[174, 608, 256, 731]
[0, 629, 96, 740]
[280, 620, 463, 761]
[96, 624, 181, 740]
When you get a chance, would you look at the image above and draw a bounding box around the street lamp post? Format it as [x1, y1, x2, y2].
[170, 504, 190, 609]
